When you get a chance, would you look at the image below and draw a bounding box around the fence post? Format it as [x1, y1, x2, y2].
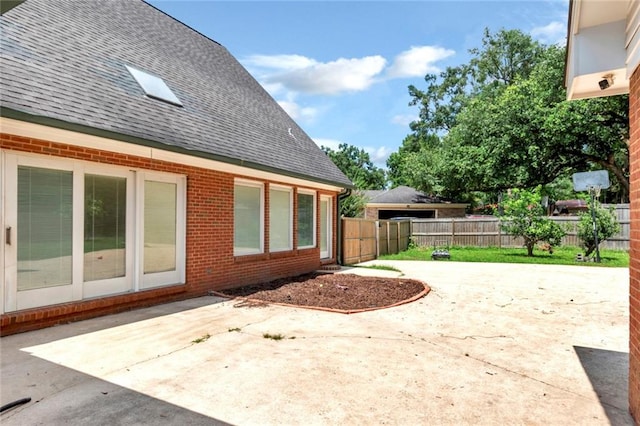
[375, 221, 380, 258]
[451, 219, 456, 247]
[386, 221, 391, 254]
[358, 220, 362, 263]
[498, 219, 501, 248]
[396, 221, 401, 254]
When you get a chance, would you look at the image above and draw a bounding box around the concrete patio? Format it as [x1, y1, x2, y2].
[0, 261, 633, 425]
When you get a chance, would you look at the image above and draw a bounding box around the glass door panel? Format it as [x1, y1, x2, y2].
[84, 175, 126, 282]
[320, 197, 331, 259]
[17, 166, 73, 291]
[144, 181, 177, 274]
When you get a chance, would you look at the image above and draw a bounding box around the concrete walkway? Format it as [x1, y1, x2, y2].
[1, 261, 633, 425]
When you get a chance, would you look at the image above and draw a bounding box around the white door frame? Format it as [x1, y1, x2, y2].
[1, 150, 5, 315]
[320, 195, 332, 259]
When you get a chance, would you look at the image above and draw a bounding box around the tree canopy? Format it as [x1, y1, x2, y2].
[391, 28, 629, 202]
[322, 143, 386, 190]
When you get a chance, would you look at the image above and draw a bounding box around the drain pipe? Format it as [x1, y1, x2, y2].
[337, 188, 352, 265]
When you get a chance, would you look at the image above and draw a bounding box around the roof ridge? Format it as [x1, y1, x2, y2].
[142, 0, 222, 47]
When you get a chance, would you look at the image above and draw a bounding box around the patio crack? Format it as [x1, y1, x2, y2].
[437, 333, 514, 340]
[106, 315, 282, 374]
[425, 338, 625, 411]
[464, 354, 630, 413]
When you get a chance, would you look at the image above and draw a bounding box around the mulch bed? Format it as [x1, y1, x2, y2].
[215, 273, 430, 313]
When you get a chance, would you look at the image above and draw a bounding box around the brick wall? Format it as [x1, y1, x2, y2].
[0, 134, 338, 335]
[629, 67, 640, 423]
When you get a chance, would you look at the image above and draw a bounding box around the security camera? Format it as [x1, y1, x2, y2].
[599, 74, 614, 90]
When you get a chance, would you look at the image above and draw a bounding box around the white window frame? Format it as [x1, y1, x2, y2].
[296, 189, 316, 249]
[269, 185, 293, 252]
[137, 171, 187, 290]
[234, 179, 264, 256]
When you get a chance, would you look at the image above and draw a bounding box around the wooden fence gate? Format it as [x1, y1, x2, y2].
[341, 218, 411, 264]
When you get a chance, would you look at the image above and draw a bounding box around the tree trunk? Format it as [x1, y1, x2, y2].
[526, 242, 535, 256]
[584, 244, 596, 257]
[591, 156, 630, 202]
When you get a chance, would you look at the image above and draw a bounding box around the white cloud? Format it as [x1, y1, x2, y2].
[244, 54, 317, 71]
[530, 21, 566, 45]
[265, 56, 387, 95]
[391, 114, 418, 126]
[365, 146, 392, 165]
[313, 138, 342, 151]
[313, 138, 391, 166]
[278, 100, 318, 122]
[386, 46, 455, 78]
[243, 45, 455, 97]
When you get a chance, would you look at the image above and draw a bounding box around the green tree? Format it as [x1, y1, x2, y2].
[499, 188, 566, 256]
[386, 133, 442, 191]
[400, 29, 629, 201]
[322, 143, 386, 190]
[577, 202, 620, 257]
[440, 45, 629, 199]
[339, 190, 367, 218]
[407, 28, 543, 136]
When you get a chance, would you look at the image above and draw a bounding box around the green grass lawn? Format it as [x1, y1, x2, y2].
[379, 245, 629, 268]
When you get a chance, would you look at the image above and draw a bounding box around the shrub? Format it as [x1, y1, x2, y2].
[499, 188, 566, 256]
[577, 202, 620, 256]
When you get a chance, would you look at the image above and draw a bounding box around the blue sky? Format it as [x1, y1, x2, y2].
[147, 0, 569, 167]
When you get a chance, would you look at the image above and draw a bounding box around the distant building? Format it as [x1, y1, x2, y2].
[551, 199, 588, 215]
[362, 186, 467, 220]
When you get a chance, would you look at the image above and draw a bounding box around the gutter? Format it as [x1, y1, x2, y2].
[564, 0, 575, 89]
[336, 188, 352, 265]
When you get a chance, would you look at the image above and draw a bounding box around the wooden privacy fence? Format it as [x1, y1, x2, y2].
[411, 204, 629, 250]
[342, 218, 411, 264]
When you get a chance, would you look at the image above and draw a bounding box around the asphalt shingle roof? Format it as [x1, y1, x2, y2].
[0, 0, 352, 188]
[364, 186, 440, 204]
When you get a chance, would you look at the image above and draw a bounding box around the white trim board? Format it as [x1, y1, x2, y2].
[1, 117, 344, 192]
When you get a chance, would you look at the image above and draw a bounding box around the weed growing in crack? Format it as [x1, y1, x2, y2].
[263, 333, 285, 340]
[228, 327, 241, 332]
[192, 333, 211, 344]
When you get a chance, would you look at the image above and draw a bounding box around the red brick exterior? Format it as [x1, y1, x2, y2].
[630, 67, 640, 423]
[0, 133, 340, 335]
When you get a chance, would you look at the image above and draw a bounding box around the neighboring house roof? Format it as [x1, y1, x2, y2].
[362, 189, 386, 200]
[0, 0, 352, 188]
[364, 186, 463, 205]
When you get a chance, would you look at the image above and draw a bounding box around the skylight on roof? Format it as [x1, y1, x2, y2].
[126, 65, 183, 106]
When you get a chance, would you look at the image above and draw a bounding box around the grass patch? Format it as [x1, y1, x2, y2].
[263, 333, 285, 341]
[380, 245, 628, 268]
[191, 333, 211, 344]
[357, 264, 402, 273]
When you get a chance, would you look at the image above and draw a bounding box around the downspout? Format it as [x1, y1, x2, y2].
[337, 188, 351, 265]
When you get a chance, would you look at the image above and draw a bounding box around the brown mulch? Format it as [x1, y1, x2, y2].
[216, 273, 430, 312]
